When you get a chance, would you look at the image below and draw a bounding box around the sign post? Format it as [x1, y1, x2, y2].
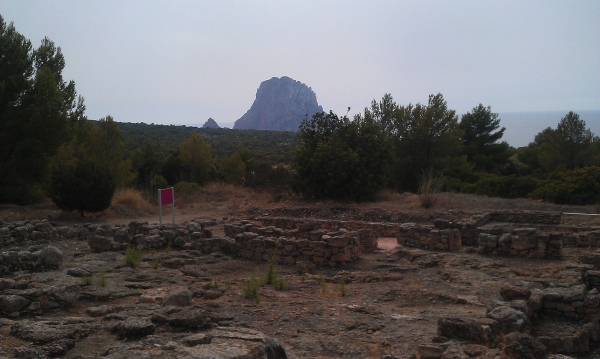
[158, 187, 175, 225]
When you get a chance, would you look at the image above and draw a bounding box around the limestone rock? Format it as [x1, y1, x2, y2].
[167, 308, 213, 330]
[486, 306, 530, 334]
[0, 295, 30, 313]
[112, 318, 155, 339]
[233, 76, 323, 132]
[88, 235, 113, 252]
[502, 332, 545, 359]
[162, 288, 192, 307]
[437, 317, 494, 344]
[39, 246, 63, 268]
[51, 284, 80, 303]
[500, 286, 531, 301]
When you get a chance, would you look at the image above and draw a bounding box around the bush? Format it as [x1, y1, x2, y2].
[49, 159, 116, 217]
[463, 173, 538, 199]
[264, 251, 279, 286]
[530, 166, 600, 205]
[418, 171, 445, 208]
[124, 246, 143, 268]
[173, 181, 201, 198]
[243, 275, 262, 304]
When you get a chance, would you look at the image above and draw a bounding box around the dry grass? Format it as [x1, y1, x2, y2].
[175, 182, 275, 214]
[107, 188, 156, 217]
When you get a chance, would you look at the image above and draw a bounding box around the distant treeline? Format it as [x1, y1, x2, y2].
[1, 16, 599, 214]
[115, 122, 296, 164]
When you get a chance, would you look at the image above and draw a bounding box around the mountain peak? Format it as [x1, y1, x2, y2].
[202, 118, 220, 129]
[233, 76, 323, 131]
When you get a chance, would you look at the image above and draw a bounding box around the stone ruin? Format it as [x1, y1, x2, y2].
[1, 209, 600, 358]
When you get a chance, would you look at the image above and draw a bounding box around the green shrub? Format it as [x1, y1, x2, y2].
[243, 275, 262, 304]
[97, 269, 108, 287]
[264, 251, 279, 286]
[81, 275, 92, 286]
[316, 272, 326, 293]
[124, 246, 143, 268]
[463, 173, 538, 199]
[275, 276, 287, 291]
[174, 181, 201, 197]
[530, 166, 600, 205]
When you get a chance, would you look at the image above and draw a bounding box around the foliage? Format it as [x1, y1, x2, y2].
[130, 142, 161, 192]
[173, 181, 201, 198]
[0, 17, 85, 204]
[97, 269, 108, 287]
[518, 112, 598, 175]
[218, 153, 246, 185]
[177, 133, 214, 185]
[48, 159, 116, 217]
[243, 275, 262, 304]
[264, 251, 279, 286]
[418, 170, 445, 208]
[117, 122, 297, 165]
[293, 111, 389, 201]
[48, 116, 124, 216]
[316, 272, 326, 293]
[459, 104, 510, 172]
[81, 275, 92, 286]
[530, 166, 600, 205]
[362, 93, 463, 192]
[463, 173, 538, 199]
[124, 246, 143, 268]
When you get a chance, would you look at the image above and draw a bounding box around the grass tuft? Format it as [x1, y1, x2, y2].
[81, 275, 92, 286]
[243, 275, 262, 304]
[97, 269, 108, 287]
[316, 272, 326, 293]
[124, 246, 143, 268]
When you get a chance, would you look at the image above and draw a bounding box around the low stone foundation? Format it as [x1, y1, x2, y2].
[477, 228, 562, 258]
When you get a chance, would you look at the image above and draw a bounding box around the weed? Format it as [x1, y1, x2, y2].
[81, 275, 92, 286]
[124, 246, 143, 269]
[166, 241, 172, 252]
[300, 272, 307, 282]
[97, 269, 108, 287]
[316, 272, 326, 293]
[151, 260, 159, 269]
[418, 169, 445, 209]
[338, 275, 347, 296]
[378, 274, 384, 283]
[532, 272, 542, 278]
[203, 280, 219, 289]
[226, 280, 231, 290]
[150, 249, 157, 255]
[243, 275, 262, 304]
[275, 276, 287, 291]
[264, 251, 279, 285]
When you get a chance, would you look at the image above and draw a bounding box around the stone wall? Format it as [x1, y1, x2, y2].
[488, 210, 562, 225]
[477, 228, 562, 258]
[397, 224, 462, 251]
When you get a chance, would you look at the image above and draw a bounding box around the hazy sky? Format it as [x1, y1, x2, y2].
[2, 1, 599, 137]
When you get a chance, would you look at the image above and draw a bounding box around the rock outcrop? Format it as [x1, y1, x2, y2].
[202, 117, 220, 129]
[233, 76, 323, 132]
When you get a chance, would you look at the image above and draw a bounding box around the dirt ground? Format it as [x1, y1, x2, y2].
[1, 189, 600, 358]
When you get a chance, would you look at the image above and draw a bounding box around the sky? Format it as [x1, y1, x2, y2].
[2, 1, 599, 146]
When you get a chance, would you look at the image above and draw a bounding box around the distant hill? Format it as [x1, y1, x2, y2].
[115, 122, 297, 164]
[202, 118, 220, 129]
[234, 76, 323, 131]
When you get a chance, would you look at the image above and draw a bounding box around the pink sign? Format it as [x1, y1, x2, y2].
[160, 187, 173, 205]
